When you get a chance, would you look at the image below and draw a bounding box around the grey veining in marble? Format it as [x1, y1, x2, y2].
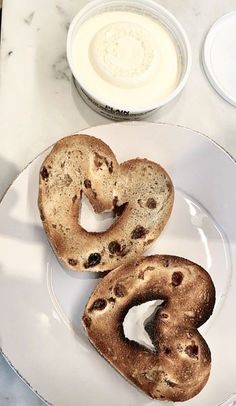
[24, 11, 35, 25]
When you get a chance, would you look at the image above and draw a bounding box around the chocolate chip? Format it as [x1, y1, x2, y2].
[131, 225, 148, 239]
[114, 284, 127, 297]
[68, 258, 78, 266]
[40, 166, 49, 180]
[84, 253, 101, 268]
[108, 241, 121, 254]
[84, 179, 91, 188]
[146, 198, 157, 209]
[172, 271, 183, 286]
[90, 298, 107, 311]
[83, 315, 91, 328]
[185, 344, 198, 358]
[164, 347, 171, 355]
[72, 195, 77, 203]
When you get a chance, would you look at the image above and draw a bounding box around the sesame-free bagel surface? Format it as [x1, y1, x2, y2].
[38, 134, 174, 272]
[83, 255, 215, 401]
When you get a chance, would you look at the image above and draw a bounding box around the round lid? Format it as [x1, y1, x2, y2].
[202, 11, 236, 106]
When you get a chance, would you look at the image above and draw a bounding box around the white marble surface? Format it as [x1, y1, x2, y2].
[0, 0, 236, 404]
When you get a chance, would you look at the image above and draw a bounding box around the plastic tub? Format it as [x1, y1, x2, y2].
[67, 0, 191, 120]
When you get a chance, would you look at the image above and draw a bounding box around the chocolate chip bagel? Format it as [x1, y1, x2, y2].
[38, 134, 174, 272]
[83, 255, 215, 401]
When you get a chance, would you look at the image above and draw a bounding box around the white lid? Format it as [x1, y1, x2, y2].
[202, 11, 236, 106]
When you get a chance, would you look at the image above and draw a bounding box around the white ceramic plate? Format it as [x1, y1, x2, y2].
[0, 122, 236, 406]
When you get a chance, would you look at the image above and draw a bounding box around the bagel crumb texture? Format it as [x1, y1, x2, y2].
[38, 134, 174, 272]
[83, 255, 215, 402]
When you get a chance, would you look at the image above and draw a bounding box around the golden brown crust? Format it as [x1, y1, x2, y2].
[38, 134, 174, 272]
[83, 255, 215, 401]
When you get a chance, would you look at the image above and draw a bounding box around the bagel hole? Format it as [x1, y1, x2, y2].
[79, 194, 127, 232]
[80, 194, 115, 232]
[123, 300, 164, 351]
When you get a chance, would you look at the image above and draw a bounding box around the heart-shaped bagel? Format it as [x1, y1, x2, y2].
[83, 255, 215, 401]
[38, 134, 174, 272]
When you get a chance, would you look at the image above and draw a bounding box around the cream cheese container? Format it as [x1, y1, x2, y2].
[67, 0, 191, 120]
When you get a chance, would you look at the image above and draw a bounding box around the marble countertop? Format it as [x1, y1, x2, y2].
[0, 0, 236, 404]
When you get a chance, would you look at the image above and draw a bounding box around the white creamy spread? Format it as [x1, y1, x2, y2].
[72, 11, 180, 109]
